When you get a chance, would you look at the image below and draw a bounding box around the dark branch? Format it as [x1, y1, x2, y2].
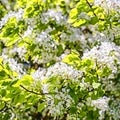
[20, 85, 42, 95]
[20, 85, 56, 96]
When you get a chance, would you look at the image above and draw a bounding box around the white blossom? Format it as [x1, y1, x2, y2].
[31, 62, 82, 113]
[2, 55, 25, 78]
[94, 0, 120, 10]
[40, 9, 67, 25]
[31, 68, 46, 81]
[60, 27, 84, 42]
[46, 89, 74, 117]
[91, 96, 110, 111]
[32, 62, 82, 82]
[23, 26, 33, 38]
[9, 46, 27, 60]
[0, 8, 24, 29]
[46, 62, 82, 81]
[82, 41, 120, 77]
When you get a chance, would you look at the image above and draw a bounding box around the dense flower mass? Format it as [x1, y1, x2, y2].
[91, 96, 110, 111]
[82, 41, 120, 77]
[0, 0, 120, 120]
[94, 0, 120, 10]
[0, 8, 24, 29]
[41, 9, 67, 25]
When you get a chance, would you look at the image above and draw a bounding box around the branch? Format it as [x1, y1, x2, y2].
[20, 85, 56, 96]
[20, 85, 43, 95]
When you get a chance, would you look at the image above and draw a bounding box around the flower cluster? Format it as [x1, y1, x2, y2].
[47, 89, 74, 117]
[94, 0, 120, 10]
[0, 8, 24, 29]
[34, 27, 58, 63]
[91, 96, 110, 111]
[2, 54, 25, 78]
[31, 62, 83, 117]
[40, 9, 67, 25]
[32, 62, 82, 82]
[82, 41, 120, 77]
[23, 26, 33, 38]
[91, 96, 110, 119]
[9, 46, 27, 60]
[0, 0, 120, 119]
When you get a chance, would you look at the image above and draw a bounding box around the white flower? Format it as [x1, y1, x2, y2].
[2, 54, 25, 78]
[91, 96, 110, 111]
[23, 26, 33, 38]
[31, 68, 46, 81]
[42, 83, 49, 94]
[40, 9, 67, 25]
[82, 42, 120, 77]
[0, 8, 24, 29]
[32, 62, 82, 82]
[45, 62, 82, 81]
[9, 46, 27, 60]
[94, 0, 120, 10]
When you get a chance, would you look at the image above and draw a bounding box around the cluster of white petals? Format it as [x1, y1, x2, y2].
[23, 26, 33, 38]
[9, 46, 27, 60]
[32, 27, 59, 63]
[32, 62, 82, 82]
[0, 8, 24, 29]
[31, 62, 83, 116]
[91, 96, 110, 119]
[91, 96, 110, 111]
[2, 54, 25, 78]
[82, 42, 120, 76]
[60, 27, 84, 42]
[47, 91, 74, 117]
[94, 0, 120, 10]
[40, 9, 67, 25]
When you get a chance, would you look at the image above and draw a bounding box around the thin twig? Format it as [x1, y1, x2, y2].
[20, 85, 56, 96]
[20, 85, 42, 95]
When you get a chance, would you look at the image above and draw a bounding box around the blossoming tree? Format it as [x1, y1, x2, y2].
[0, 0, 120, 119]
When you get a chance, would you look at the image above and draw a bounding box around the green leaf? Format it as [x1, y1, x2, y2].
[26, 6, 33, 13]
[13, 94, 25, 105]
[62, 52, 80, 66]
[20, 75, 34, 86]
[92, 82, 101, 89]
[5, 36, 19, 46]
[70, 106, 77, 114]
[90, 17, 99, 25]
[57, 44, 64, 56]
[73, 19, 87, 27]
[0, 88, 6, 97]
[38, 102, 45, 112]
[97, 66, 112, 77]
[0, 70, 6, 78]
[69, 8, 78, 19]
[0, 101, 5, 110]
[0, 57, 3, 64]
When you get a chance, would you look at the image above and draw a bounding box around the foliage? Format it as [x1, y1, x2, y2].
[0, 0, 120, 119]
